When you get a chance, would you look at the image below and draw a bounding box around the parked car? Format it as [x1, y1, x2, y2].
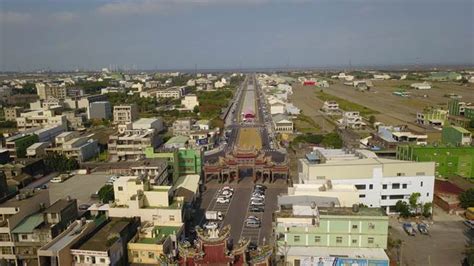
[78, 204, 91, 211]
[250, 201, 264, 206]
[417, 223, 429, 235]
[204, 222, 219, 230]
[255, 184, 267, 190]
[217, 197, 230, 204]
[245, 219, 261, 228]
[249, 206, 264, 212]
[50, 174, 71, 183]
[247, 216, 260, 221]
[403, 223, 416, 236]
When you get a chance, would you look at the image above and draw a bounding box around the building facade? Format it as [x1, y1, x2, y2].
[113, 104, 138, 124]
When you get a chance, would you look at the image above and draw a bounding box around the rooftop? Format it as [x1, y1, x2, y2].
[0, 189, 48, 209]
[78, 218, 131, 252]
[281, 246, 388, 261]
[11, 213, 44, 234]
[165, 135, 189, 145]
[44, 198, 75, 214]
[135, 225, 182, 245]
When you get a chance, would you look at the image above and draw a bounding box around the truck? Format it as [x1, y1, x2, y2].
[205, 211, 224, 221]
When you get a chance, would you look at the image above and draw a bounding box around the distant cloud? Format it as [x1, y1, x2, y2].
[0, 11, 32, 24]
[51, 12, 79, 22]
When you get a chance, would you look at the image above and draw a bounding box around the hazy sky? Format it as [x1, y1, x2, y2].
[0, 0, 473, 71]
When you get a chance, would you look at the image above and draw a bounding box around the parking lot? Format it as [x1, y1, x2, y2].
[200, 177, 287, 245]
[48, 172, 110, 206]
[388, 211, 473, 266]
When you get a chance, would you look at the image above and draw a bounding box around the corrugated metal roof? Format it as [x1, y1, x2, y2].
[12, 213, 44, 234]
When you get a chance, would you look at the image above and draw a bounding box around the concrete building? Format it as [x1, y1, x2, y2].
[272, 114, 293, 133]
[155, 86, 186, 99]
[77, 94, 108, 109]
[70, 217, 139, 266]
[416, 108, 448, 127]
[442, 126, 472, 146]
[299, 148, 435, 213]
[275, 200, 389, 266]
[4, 134, 39, 158]
[368, 125, 428, 150]
[397, 145, 474, 178]
[172, 119, 193, 136]
[3, 107, 24, 122]
[109, 176, 185, 227]
[410, 82, 432, 90]
[339, 111, 366, 129]
[164, 136, 189, 149]
[145, 148, 203, 179]
[108, 129, 161, 161]
[113, 104, 138, 124]
[26, 142, 50, 157]
[322, 101, 339, 113]
[87, 101, 112, 120]
[45, 133, 99, 162]
[36, 83, 67, 100]
[16, 110, 67, 131]
[181, 94, 199, 111]
[132, 118, 164, 132]
[0, 189, 50, 265]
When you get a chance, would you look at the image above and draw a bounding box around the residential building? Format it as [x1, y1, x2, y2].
[339, 111, 367, 129]
[416, 108, 448, 127]
[181, 94, 199, 111]
[26, 142, 50, 158]
[397, 145, 474, 178]
[87, 101, 112, 120]
[45, 133, 99, 162]
[442, 126, 472, 146]
[16, 110, 67, 131]
[172, 119, 193, 136]
[63, 111, 86, 130]
[108, 176, 185, 227]
[108, 128, 161, 161]
[127, 223, 182, 265]
[106, 159, 170, 185]
[368, 125, 427, 150]
[155, 86, 186, 99]
[4, 134, 39, 158]
[164, 136, 189, 149]
[410, 82, 432, 90]
[132, 118, 164, 132]
[145, 148, 203, 179]
[269, 101, 286, 115]
[275, 200, 389, 266]
[3, 107, 24, 122]
[299, 148, 435, 213]
[0, 189, 50, 265]
[113, 104, 138, 124]
[322, 101, 339, 113]
[194, 120, 210, 131]
[77, 94, 108, 109]
[33, 125, 65, 142]
[36, 83, 67, 100]
[0, 158, 45, 189]
[70, 217, 139, 266]
[273, 114, 293, 133]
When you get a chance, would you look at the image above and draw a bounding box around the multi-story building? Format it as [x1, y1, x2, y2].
[397, 145, 474, 178]
[416, 108, 448, 127]
[4, 133, 39, 158]
[108, 176, 185, 227]
[172, 119, 193, 136]
[45, 132, 99, 162]
[0, 189, 50, 265]
[272, 114, 294, 133]
[181, 94, 199, 111]
[70, 217, 139, 266]
[321, 101, 339, 113]
[77, 94, 108, 109]
[155, 86, 187, 99]
[442, 126, 472, 146]
[87, 101, 112, 120]
[3, 107, 24, 121]
[132, 118, 164, 132]
[106, 158, 170, 185]
[36, 83, 67, 100]
[299, 148, 435, 213]
[108, 128, 160, 161]
[275, 200, 389, 266]
[368, 125, 428, 150]
[16, 110, 67, 131]
[338, 111, 366, 129]
[113, 104, 138, 124]
[145, 148, 203, 180]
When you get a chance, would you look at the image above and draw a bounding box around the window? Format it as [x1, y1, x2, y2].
[169, 215, 175, 221]
[100, 258, 106, 263]
[118, 186, 123, 191]
[294, 235, 300, 242]
[148, 252, 154, 259]
[382, 184, 387, 189]
[420, 181, 423, 187]
[352, 224, 358, 230]
[396, 172, 405, 176]
[369, 184, 373, 190]
[314, 236, 321, 243]
[402, 184, 407, 189]
[427, 193, 429, 197]
[21, 234, 28, 240]
[355, 184, 366, 190]
[392, 183, 400, 189]
[50, 213, 57, 220]
[381, 195, 387, 200]
[368, 237, 374, 244]
[352, 239, 357, 244]
[336, 237, 343, 243]
[359, 194, 366, 198]
[368, 223, 376, 230]
[389, 195, 404, 200]
[133, 251, 139, 258]
[416, 172, 425, 176]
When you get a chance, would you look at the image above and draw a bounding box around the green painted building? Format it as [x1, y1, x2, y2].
[465, 107, 474, 120]
[5, 134, 39, 158]
[275, 206, 388, 249]
[442, 126, 472, 146]
[397, 145, 474, 178]
[145, 147, 202, 180]
[448, 98, 462, 116]
[417, 108, 448, 126]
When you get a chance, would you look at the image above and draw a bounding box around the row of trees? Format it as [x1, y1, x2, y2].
[292, 132, 343, 149]
[44, 153, 79, 172]
[394, 192, 432, 218]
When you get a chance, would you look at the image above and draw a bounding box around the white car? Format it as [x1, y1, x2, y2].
[204, 222, 219, 230]
[217, 197, 230, 204]
[221, 186, 234, 192]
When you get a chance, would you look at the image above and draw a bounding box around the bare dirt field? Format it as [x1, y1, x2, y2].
[319, 80, 474, 132]
[237, 128, 262, 150]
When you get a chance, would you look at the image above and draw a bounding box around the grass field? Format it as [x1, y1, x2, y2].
[315, 91, 379, 117]
[237, 128, 262, 150]
[293, 114, 321, 133]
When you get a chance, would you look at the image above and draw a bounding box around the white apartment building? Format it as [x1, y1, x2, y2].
[155, 86, 186, 99]
[36, 83, 67, 100]
[132, 118, 164, 132]
[273, 114, 294, 133]
[113, 104, 138, 124]
[108, 129, 160, 161]
[109, 176, 184, 227]
[298, 148, 435, 213]
[16, 110, 67, 131]
[181, 95, 199, 111]
[322, 101, 339, 113]
[338, 111, 367, 129]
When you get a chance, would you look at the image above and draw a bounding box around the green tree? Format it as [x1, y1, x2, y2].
[395, 200, 410, 218]
[44, 153, 79, 172]
[321, 132, 343, 148]
[422, 202, 432, 218]
[193, 105, 200, 114]
[409, 192, 421, 214]
[469, 119, 474, 129]
[459, 188, 474, 209]
[98, 185, 115, 204]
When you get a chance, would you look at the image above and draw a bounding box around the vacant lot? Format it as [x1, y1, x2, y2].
[315, 91, 379, 117]
[319, 80, 474, 132]
[238, 128, 262, 150]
